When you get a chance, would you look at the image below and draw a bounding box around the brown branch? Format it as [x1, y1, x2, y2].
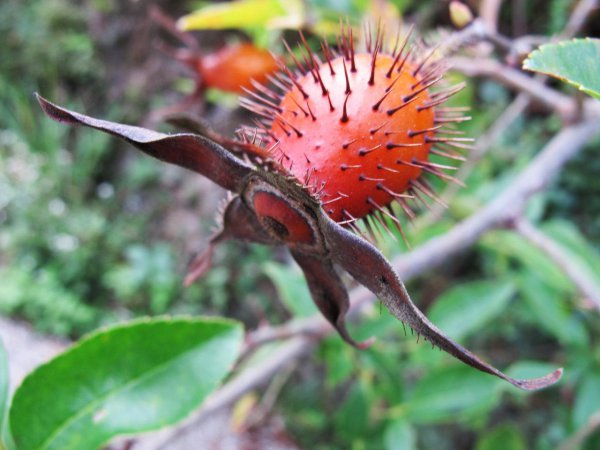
[448, 57, 575, 116]
[451, 58, 600, 120]
[479, 0, 504, 33]
[392, 119, 599, 280]
[514, 218, 600, 310]
[559, 410, 600, 450]
[559, 0, 599, 40]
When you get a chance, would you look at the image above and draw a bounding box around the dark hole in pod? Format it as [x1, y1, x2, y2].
[263, 216, 290, 239]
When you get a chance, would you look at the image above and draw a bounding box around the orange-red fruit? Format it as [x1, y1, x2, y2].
[270, 53, 434, 222]
[198, 43, 278, 93]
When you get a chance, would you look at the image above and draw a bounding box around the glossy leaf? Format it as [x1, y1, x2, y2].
[428, 280, 515, 342]
[9, 317, 243, 450]
[523, 38, 600, 99]
[177, 0, 303, 31]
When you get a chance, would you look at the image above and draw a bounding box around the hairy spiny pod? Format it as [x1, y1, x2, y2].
[33, 20, 564, 390]
[241, 24, 471, 237]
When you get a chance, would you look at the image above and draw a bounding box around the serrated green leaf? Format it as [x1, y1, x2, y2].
[523, 38, 600, 99]
[9, 317, 243, 450]
[404, 365, 502, 424]
[177, 0, 304, 31]
[476, 423, 526, 450]
[428, 280, 515, 342]
[384, 418, 416, 450]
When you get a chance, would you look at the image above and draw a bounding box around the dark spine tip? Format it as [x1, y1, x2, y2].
[372, 90, 392, 111]
[342, 58, 352, 94]
[349, 24, 357, 72]
[340, 93, 350, 123]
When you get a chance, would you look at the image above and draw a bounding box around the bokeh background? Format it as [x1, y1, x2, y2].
[1, 0, 600, 448]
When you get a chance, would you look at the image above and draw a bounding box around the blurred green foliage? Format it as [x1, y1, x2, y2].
[1, 0, 600, 448]
[0, 0, 274, 336]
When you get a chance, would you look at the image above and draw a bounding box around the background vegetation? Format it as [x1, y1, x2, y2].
[1, 0, 599, 449]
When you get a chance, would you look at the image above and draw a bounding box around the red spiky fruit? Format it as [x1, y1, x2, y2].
[242, 25, 469, 233]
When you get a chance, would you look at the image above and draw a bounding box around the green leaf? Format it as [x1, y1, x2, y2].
[0, 338, 9, 449]
[428, 280, 515, 341]
[9, 316, 243, 450]
[517, 272, 588, 348]
[476, 423, 526, 450]
[263, 262, 317, 317]
[573, 371, 600, 429]
[334, 378, 371, 439]
[384, 418, 416, 450]
[320, 338, 355, 386]
[404, 365, 502, 424]
[542, 220, 600, 290]
[177, 0, 304, 31]
[480, 231, 573, 294]
[523, 38, 600, 99]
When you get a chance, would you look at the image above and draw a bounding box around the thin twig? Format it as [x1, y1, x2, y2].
[448, 57, 577, 117]
[247, 360, 299, 427]
[558, 0, 599, 40]
[479, 0, 504, 33]
[558, 411, 600, 450]
[514, 218, 600, 310]
[393, 119, 599, 280]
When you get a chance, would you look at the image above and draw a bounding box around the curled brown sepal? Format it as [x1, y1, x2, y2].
[292, 251, 374, 350]
[184, 196, 275, 286]
[35, 94, 254, 193]
[322, 216, 563, 391]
